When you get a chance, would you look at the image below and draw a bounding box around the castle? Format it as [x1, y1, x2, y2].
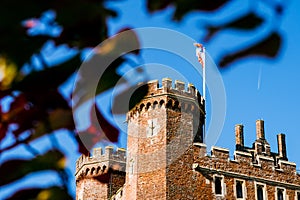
[75, 78, 300, 200]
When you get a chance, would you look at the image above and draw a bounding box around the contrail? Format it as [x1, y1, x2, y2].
[257, 66, 262, 90]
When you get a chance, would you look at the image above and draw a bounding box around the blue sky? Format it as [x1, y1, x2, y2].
[1, 0, 300, 198]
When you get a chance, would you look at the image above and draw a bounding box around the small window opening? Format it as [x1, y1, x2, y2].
[277, 188, 284, 200]
[257, 185, 264, 200]
[236, 181, 243, 198]
[215, 177, 222, 195]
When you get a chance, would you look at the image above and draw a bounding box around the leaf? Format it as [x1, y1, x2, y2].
[73, 56, 127, 110]
[95, 103, 119, 143]
[12, 54, 81, 92]
[9, 93, 27, 112]
[146, 0, 172, 12]
[219, 32, 282, 68]
[32, 108, 74, 141]
[0, 90, 11, 99]
[25, 89, 70, 111]
[6, 186, 72, 200]
[225, 12, 264, 30]
[11, 107, 44, 137]
[0, 122, 8, 141]
[0, 104, 6, 141]
[2, 94, 43, 137]
[73, 28, 140, 109]
[0, 30, 51, 69]
[53, 0, 117, 48]
[0, 149, 65, 186]
[147, 0, 229, 20]
[47, 109, 74, 130]
[0, 56, 18, 90]
[77, 103, 119, 155]
[112, 83, 149, 114]
[204, 12, 264, 41]
[97, 57, 128, 95]
[2, 90, 71, 138]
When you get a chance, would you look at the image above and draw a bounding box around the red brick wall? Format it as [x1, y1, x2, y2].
[76, 178, 108, 200]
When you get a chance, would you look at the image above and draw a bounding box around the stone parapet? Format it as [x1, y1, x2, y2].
[278, 159, 297, 174]
[211, 146, 230, 160]
[75, 146, 126, 179]
[146, 78, 198, 99]
[127, 78, 205, 121]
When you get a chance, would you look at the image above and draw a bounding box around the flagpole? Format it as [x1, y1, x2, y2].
[194, 43, 206, 144]
[202, 47, 206, 144]
[203, 47, 206, 101]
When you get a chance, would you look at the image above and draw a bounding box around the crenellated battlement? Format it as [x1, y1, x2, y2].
[211, 146, 230, 160]
[127, 78, 205, 121]
[75, 146, 126, 180]
[145, 78, 199, 98]
[194, 143, 298, 176]
[193, 119, 299, 177]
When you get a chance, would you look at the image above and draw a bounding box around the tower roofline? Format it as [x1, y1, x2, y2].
[127, 78, 205, 121]
[137, 78, 203, 100]
[75, 146, 126, 178]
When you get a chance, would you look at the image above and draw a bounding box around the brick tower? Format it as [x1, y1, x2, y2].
[123, 78, 205, 199]
[75, 147, 126, 200]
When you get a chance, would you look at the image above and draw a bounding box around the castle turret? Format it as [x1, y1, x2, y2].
[75, 147, 126, 200]
[123, 78, 205, 200]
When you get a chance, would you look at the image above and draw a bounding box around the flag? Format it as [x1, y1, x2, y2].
[194, 43, 205, 68]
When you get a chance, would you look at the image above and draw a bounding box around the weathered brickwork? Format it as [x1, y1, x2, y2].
[76, 79, 300, 200]
[75, 147, 126, 200]
[193, 120, 300, 199]
[123, 78, 205, 199]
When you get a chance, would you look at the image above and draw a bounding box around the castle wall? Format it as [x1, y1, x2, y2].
[193, 143, 300, 200]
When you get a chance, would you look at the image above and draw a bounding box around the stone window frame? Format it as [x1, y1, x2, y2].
[275, 187, 286, 200]
[212, 174, 225, 197]
[294, 190, 300, 200]
[234, 178, 246, 200]
[254, 181, 267, 200]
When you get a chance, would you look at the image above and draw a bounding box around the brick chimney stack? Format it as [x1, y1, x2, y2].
[256, 119, 265, 140]
[277, 133, 287, 160]
[235, 124, 244, 150]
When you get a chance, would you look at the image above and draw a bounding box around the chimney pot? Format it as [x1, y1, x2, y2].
[235, 124, 244, 150]
[277, 133, 287, 160]
[256, 119, 265, 140]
